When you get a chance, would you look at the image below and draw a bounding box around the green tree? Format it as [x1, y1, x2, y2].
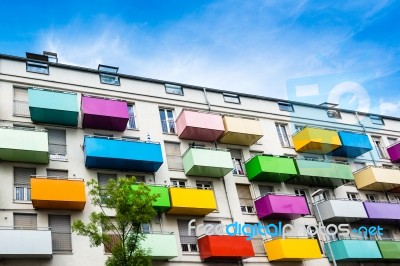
[72, 177, 159, 266]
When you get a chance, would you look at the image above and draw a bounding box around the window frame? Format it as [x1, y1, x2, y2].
[26, 61, 49, 75]
[370, 115, 384, 125]
[126, 104, 138, 130]
[275, 123, 292, 148]
[223, 93, 241, 104]
[347, 192, 360, 201]
[165, 84, 184, 96]
[170, 179, 187, 188]
[278, 101, 294, 112]
[99, 73, 120, 86]
[326, 109, 341, 119]
[159, 108, 176, 134]
[196, 181, 213, 190]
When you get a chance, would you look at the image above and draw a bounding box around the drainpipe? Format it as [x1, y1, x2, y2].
[221, 177, 235, 224]
[355, 111, 377, 167]
[203, 87, 211, 111]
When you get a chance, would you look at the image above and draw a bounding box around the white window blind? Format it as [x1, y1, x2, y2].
[14, 213, 37, 229]
[98, 173, 117, 188]
[165, 142, 183, 170]
[46, 169, 68, 179]
[47, 129, 67, 159]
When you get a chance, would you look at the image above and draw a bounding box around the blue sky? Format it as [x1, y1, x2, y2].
[1, 1, 400, 116]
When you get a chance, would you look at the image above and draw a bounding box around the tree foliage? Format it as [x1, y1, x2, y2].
[72, 177, 159, 266]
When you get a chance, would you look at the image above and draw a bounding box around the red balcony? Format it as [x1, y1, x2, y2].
[198, 235, 254, 261]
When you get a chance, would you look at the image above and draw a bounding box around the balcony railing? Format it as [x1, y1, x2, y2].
[52, 232, 72, 252]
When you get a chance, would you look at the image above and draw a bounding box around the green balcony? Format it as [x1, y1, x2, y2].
[183, 147, 233, 177]
[28, 88, 79, 126]
[0, 127, 49, 163]
[245, 155, 298, 182]
[131, 185, 170, 213]
[141, 233, 178, 260]
[288, 159, 353, 186]
[377, 240, 400, 259]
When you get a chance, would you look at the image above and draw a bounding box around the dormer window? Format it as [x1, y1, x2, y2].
[26, 52, 49, 74]
[98, 64, 120, 86]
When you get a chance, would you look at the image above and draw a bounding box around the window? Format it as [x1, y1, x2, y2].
[48, 129, 67, 160]
[141, 223, 151, 234]
[294, 125, 304, 133]
[347, 192, 360, 201]
[47, 169, 68, 179]
[165, 84, 184, 96]
[170, 179, 187, 187]
[312, 190, 330, 203]
[223, 93, 240, 104]
[98, 173, 117, 204]
[259, 185, 273, 196]
[178, 220, 198, 252]
[159, 108, 175, 134]
[49, 215, 72, 252]
[127, 175, 145, 183]
[26, 61, 49, 74]
[230, 149, 245, 175]
[372, 136, 388, 159]
[14, 167, 35, 202]
[354, 162, 366, 171]
[14, 213, 37, 229]
[275, 124, 292, 147]
[394, 196, 400, 203]
[13, 88, 30, 117]
[278, 102, 294, 112]
[327, 109, 341, 119]
[196, 181, 212, 190]
[165, 142, 183, 170]
[98, 64, 120, 86]
[127, 105, 137, 129]
[388, 137, 398, 146]
[366, 194, 378, 202]
[13, 123, 34, 130]
[370, 115, 384, 125]
[236, 184, 254, 213]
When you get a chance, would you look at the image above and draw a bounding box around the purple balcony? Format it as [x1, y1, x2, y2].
[81, 96, 129, 131]
[254, 194, 310, 220]
[363, 201, 400, 224]
[387, 142, 400, 163]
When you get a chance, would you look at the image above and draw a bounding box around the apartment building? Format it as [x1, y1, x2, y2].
[0, 51, 399, 266]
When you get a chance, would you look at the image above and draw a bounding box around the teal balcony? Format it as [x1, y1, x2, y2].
[288, 159, 354, 186]
[0, 127, 49, 163]
[325, 239, 382, 261]
[28, 88, 79, 126]
[182, 147, 233, 177]
[84, 136, 163, 172]
[141, 233, 178, 260]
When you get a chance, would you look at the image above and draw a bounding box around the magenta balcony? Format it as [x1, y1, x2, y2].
[387, 142, 400, 163]
[176, 110, 225, 142]
[81, 96, 129, 131]
[364, 201, 400, 224]
[254, 194, 310, 220]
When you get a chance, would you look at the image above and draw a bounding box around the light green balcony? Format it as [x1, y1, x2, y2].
[183, 147, 233, 177]
[288, 159, 354, 186]
[28, 88, 79, 126]
[0, 127, 49, 163]
[142, 233, 178, 260]
[377, 240, 400, 259]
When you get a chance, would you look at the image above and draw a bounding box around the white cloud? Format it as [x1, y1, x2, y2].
[380, 99, 400, 116]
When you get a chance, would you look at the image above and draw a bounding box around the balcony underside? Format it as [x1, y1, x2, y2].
[30, 107, 78, 126]
[0, 148, 49, 164]
[85, 157, 162, 172]
[326, 240, 382, 261]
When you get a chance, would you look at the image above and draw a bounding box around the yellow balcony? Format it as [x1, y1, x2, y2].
[167, 187, 217, 215]
[354, 166, 400, 191]
[264, 237, 322, 261]
[218, 116, 263, 146]
[292, 127, 341, 154]
[31, 177, 86, 210]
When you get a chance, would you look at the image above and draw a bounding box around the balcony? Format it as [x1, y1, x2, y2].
[354, 166, 400, 191]
[84, 136, 163, 172]
[254, 194, 309, 220]
[314, 198, 368, 223]
[330, 131, 372, 158]
[167, 187, 217, 215]
[0, 228, 52, 258]
[289, 159, 354, 186]
[28, 88, 79, 126]
[325, 239, 382, 261]
[131, 185, 170, 213]
[182, 147, 233, 177]
[292, 127, 341, 154]
[376, 240, 400, 259]
[264, 237, 322, 261]
[245, 155, 298, 182]
[141, 233, 178, 260]
[0, 127, 49, 164]
[176, 110, 225, 142]
[363, 201, 400, 223]
[387, 142, 400, 163]
[31, 176, 86, 210]
[81, 96, 129, 131]
[198, 235, 254, 261]
[218, 116, 263, 146]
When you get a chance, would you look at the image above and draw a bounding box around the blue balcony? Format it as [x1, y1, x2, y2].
[84, 136, 163, 172]
[330, 131, 373, 158]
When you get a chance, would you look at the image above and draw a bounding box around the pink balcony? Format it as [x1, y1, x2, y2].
[387, 142, 400, 163]
[81, 96, 129, 131]
[254, 194, 310, 220]
[176, 110, 225, 142]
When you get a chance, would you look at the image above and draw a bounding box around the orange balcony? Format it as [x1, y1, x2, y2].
[31, 176, 86, 210]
